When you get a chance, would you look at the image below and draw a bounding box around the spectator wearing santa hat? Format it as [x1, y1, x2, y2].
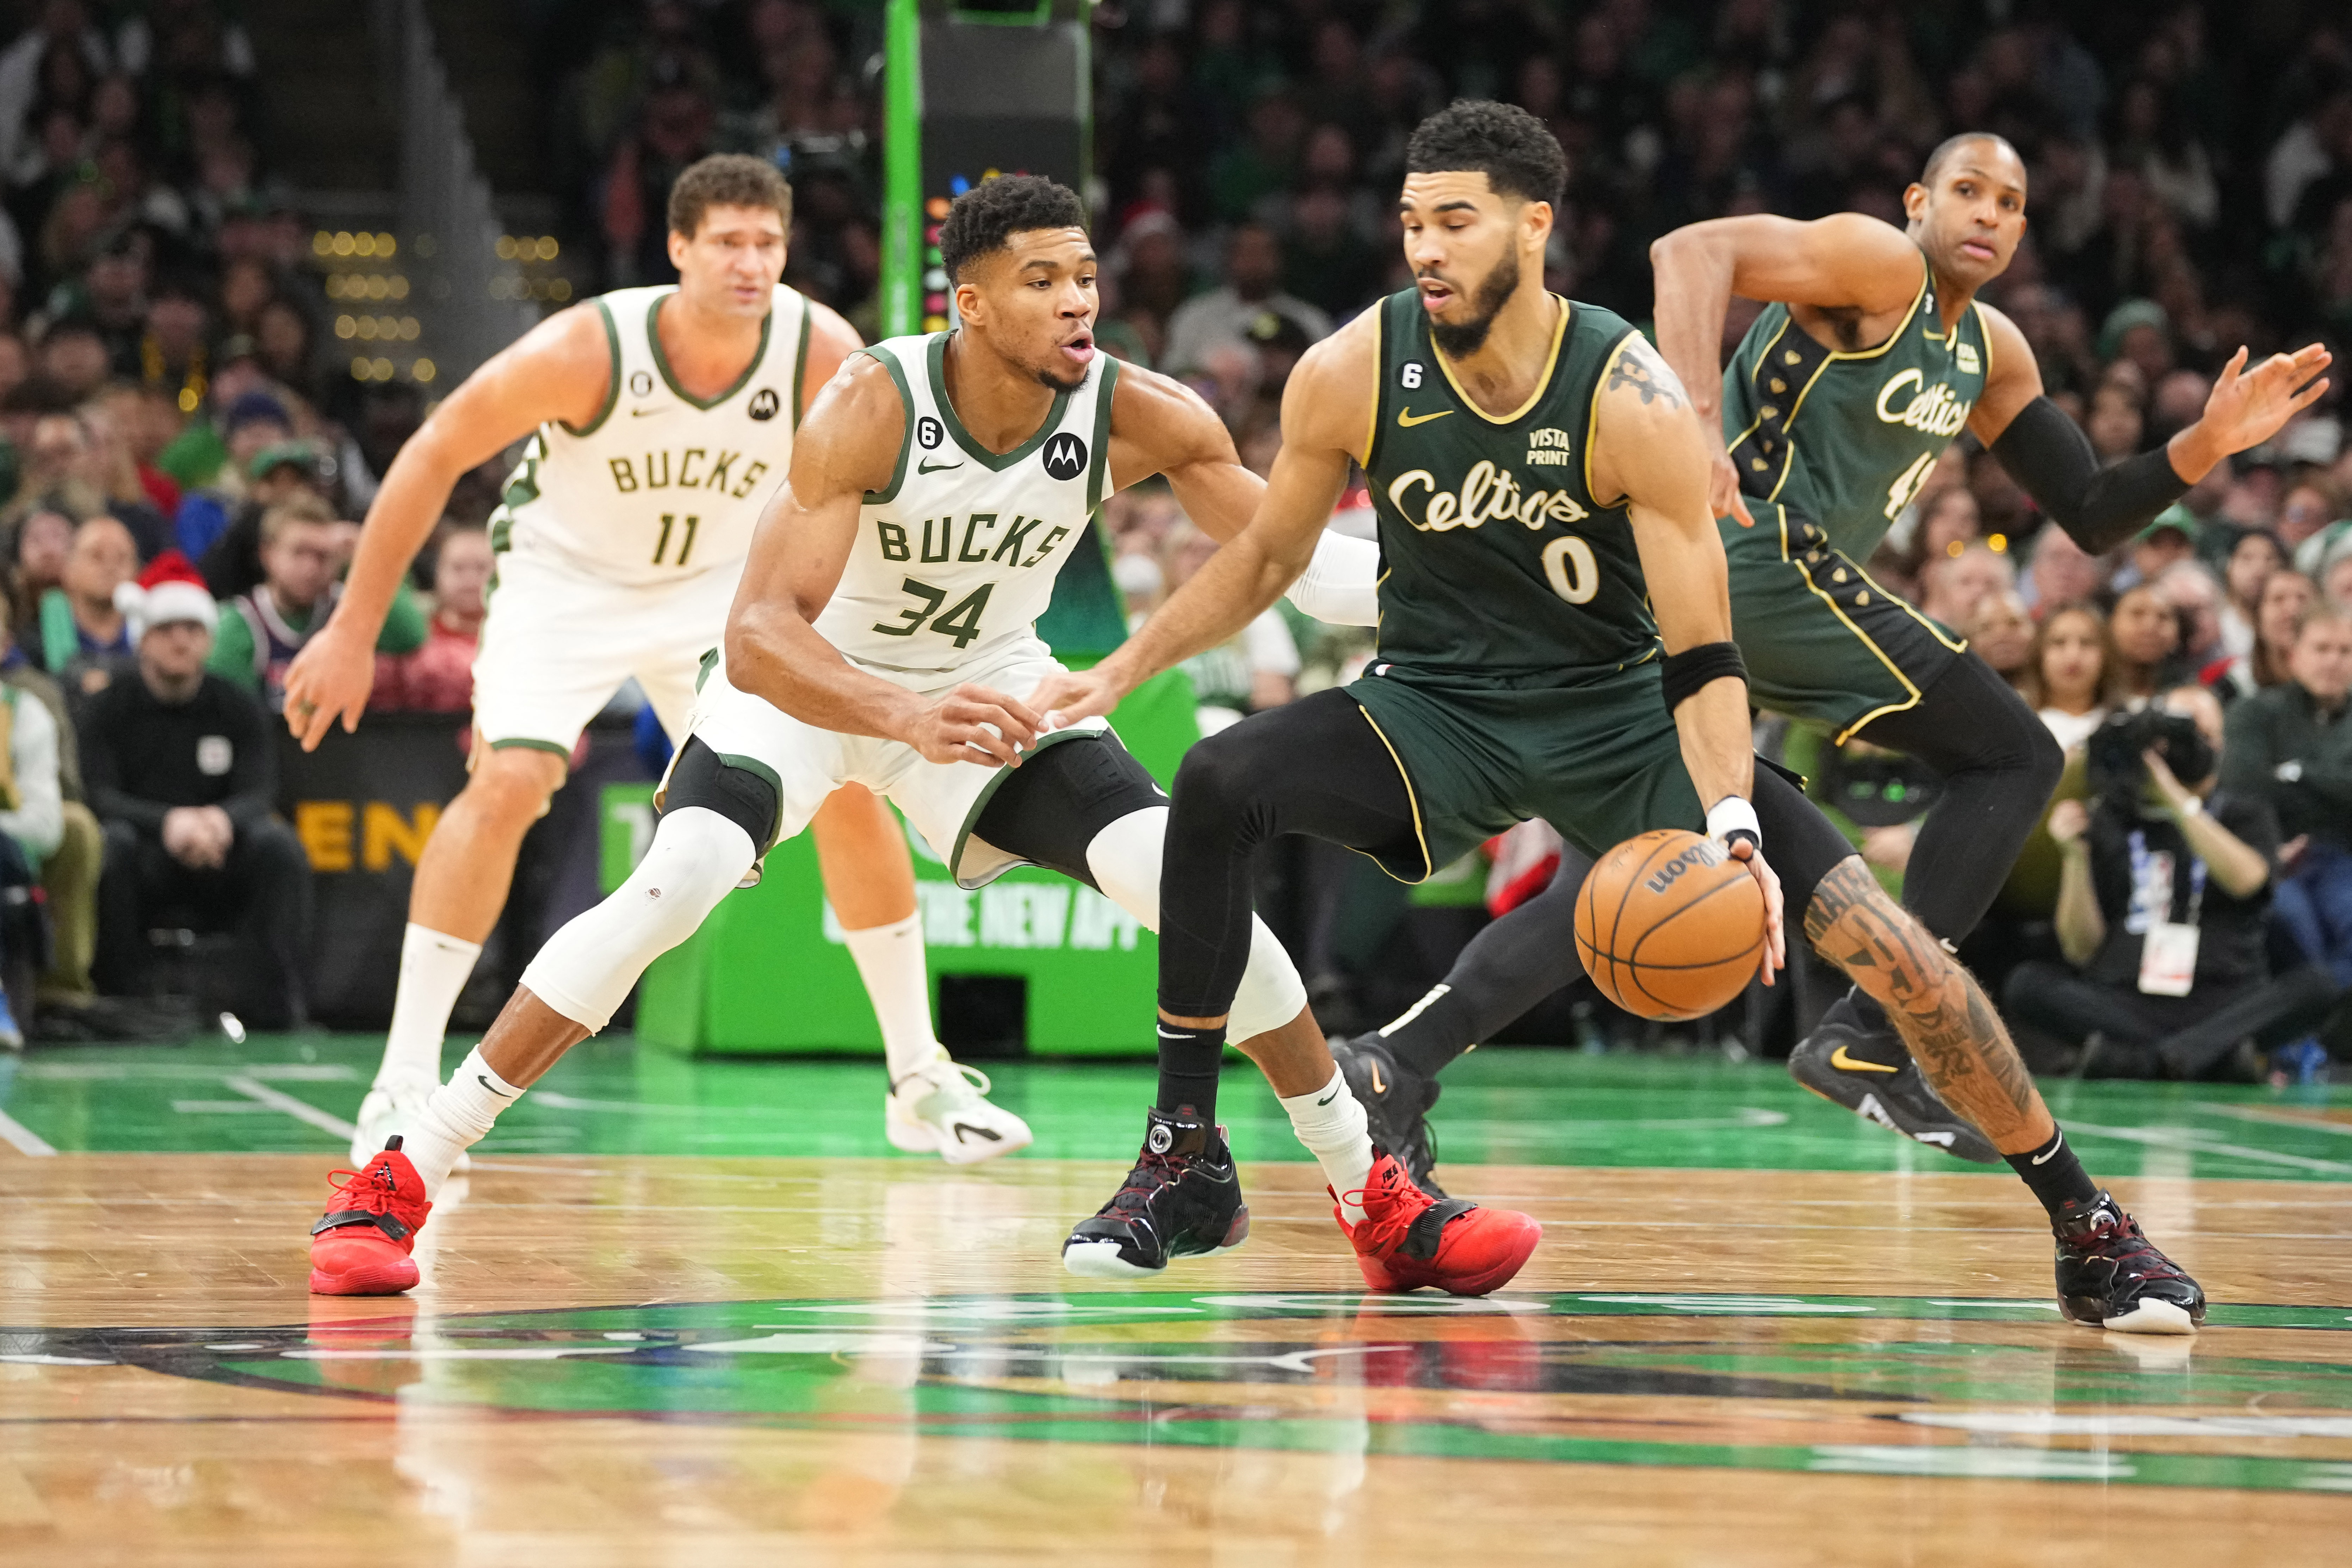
[81, 553, 311, 1028]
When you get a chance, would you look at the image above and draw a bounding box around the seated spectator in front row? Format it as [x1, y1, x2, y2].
[196, 439, 334, 602]
[371, 523, 489, 712]
[0, 609, 68, 1047]
[35, 515, 139, 699]
[210, 495, 423, 711]
[83, 563, 312, 1029]
[2006, 686, 2335, 1080]
[0, 597, 102, 1006]
[2222, 607, 2352, 988]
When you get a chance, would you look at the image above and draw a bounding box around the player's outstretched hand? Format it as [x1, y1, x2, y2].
[280, 623, 376, 751]
[907, 683, 1040, 768]
[1726, 838, 1785, 985]
[2200, 342, 2332, 455]
[1025, 666, 1127, 733]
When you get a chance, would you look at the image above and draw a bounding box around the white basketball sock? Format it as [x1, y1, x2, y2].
[1279, 1068, 1376, 1225]
[372, 925, 482, 1091]
[402, 1047, 524, 1197]
[841, 912, 943, 1082]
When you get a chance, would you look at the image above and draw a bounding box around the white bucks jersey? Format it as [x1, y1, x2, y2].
[489, 284, 811, 586]
[816, 331, 1118, 675]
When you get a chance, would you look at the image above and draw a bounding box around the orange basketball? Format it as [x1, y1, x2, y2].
[1573, 829, 1768, 1021]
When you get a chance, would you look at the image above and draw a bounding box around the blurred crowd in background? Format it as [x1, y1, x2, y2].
[0, 0, 2350, 1075]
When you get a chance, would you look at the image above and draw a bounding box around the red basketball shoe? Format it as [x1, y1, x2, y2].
[308, 1137, 432, 1296]
[1339, 1153, 1539, 1296]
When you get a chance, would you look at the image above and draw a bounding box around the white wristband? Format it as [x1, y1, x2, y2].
[1706, 795, 1762, 851]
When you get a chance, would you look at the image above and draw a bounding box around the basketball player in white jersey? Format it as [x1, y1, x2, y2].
[283, 156, 1028, 1171]
[305, 174, 1539, 1299]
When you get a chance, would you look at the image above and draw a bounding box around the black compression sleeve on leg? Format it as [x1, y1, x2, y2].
[660, 737, 781, 853]
[1989, 396, 2190, 554]
[1381, 847, 1595, 1079]
[1156, 689, 1423, 1022]
[1855, 653, 2063, 944]
[968, 732, 1168, 890]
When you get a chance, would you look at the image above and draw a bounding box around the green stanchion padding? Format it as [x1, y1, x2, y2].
[607, 664, 1201, 1056]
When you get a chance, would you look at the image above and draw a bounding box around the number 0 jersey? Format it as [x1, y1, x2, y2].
[489, 283, 812, 587]
[817, 331, 1118, 675]
[1721, 253, 1990, 562]
[1363, 287, 1659, 686]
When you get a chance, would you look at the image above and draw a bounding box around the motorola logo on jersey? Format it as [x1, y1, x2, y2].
[629, 370, 655, 397]
[1042, 433, 1088, 482]
[748, 388, 780, 421]
[916, 415, 945, 450]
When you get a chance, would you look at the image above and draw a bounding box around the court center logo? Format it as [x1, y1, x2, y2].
[22, 1290, 2352, 1493]
[1042, 432, 1087, 482]
[748, 388, 781, 421]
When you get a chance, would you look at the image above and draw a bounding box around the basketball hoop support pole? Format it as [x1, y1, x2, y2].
[882, 0, 922, 337]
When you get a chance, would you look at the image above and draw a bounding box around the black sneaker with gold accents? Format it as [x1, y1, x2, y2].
[1332, 1034, 1446, 1198]
[1786, 990, 2000, 1163]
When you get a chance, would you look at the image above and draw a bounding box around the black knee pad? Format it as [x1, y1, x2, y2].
[1752, 764, 1863, 918]
[969, 732, 1167, 887]
[660, 736, 781, 853]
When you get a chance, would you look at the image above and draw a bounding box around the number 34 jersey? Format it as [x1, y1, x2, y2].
[489, 284, 812, 587]
[816, 331, 1119, 676]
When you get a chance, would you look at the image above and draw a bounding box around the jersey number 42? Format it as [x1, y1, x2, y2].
[872, 578, 994, 649]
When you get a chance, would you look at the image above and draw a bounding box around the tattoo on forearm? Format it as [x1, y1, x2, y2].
[1802, 860, 2052, 1148]
[1607, 338, 1690, 410]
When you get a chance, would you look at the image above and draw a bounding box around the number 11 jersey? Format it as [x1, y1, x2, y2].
[817, 331, 1119, 676]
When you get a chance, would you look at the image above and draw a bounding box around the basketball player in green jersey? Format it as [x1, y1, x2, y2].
[1037, 103, 2205, 1333]
[1324, 131, 2329, 1182]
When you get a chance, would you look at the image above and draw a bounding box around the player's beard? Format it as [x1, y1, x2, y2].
[1036, 362, 1089, 393]
[1427, 250, 1521, 358]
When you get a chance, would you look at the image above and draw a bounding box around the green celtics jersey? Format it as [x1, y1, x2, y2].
[1722, 254, 1991, 561]
[1363, 289, 1659, 683]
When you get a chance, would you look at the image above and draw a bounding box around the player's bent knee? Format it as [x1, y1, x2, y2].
[1083, 807, 1167, 928]
[519, 806, 755, 1031]
[1229, 915, 1309, 1041]
[1171, 728, 1277, 831]
[661, 737, 780, 856]
[469, 746, 567, 823]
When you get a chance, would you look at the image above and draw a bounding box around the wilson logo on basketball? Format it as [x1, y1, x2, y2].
[1642, 841, 1723, 895]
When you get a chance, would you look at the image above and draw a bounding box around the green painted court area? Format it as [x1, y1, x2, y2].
[5, 1035, 2349, 1182]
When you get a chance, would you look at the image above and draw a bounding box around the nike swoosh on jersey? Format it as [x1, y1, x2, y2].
[1396, 406, 1453, 427]
[1828, 1044, 1900, 1074]
[630, 407, 668, 417]
[917, 458, 964, 473]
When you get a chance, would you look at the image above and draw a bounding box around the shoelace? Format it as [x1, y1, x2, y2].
[1337, 1166, 1431, 1252]
[323, 1163, 406, 1219]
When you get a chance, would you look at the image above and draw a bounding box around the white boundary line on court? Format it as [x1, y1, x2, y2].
[0, 1103, 56, 1155]
[224, 1076, 358, 1141]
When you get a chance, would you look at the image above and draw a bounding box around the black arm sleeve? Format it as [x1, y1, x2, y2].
[1988, 395, 2190, 554]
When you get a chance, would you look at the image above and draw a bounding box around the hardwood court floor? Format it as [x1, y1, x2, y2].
[6, 1041, 2352, 1565]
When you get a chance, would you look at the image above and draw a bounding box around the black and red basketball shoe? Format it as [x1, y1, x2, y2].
[1062, 1108, 1250, 1278]
[1332, 1033, 1447, 1198]
[308, 1137, 432, 1296]
[1340, 1152, 1539, 1296]
[2053, 1191, 2205, 1334]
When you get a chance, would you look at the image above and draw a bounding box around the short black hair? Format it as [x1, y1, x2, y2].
[1405, 100, 1566, 207]
[1921, 132, 2023, 188]
[938, 174, 1088, 283]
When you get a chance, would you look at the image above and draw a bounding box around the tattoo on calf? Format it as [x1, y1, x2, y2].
[1606, 337, 1689, 410]
[1801, 860, 2050, 1146]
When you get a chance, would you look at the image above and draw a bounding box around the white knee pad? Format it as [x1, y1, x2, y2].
[520, 806, 755, 1031]
[1082, 807, 1309, 1044]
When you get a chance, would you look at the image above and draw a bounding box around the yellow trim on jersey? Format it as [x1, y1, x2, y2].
[1432, 293, 1571, 426]
[1361, 303, 1383, 466]
[1973, 299, 1995, 380]
[1354, 703, 1432, 885]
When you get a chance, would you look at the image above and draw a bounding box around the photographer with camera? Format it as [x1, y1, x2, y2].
[2221, 608, 2352, 988]
[2004, 686, 2335, 1079]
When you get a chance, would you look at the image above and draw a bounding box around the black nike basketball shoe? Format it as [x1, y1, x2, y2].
[2052, 1191, 2206, 1334]
[1785, 989, 2000, 1163]
[1331, 1034, 1447, 1198]
[1062, 1108, 1250, 1278]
